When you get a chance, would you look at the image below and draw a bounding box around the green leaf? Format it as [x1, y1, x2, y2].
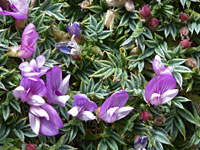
[89, 5, 103, 13]
[13, 129, 25, 141]
[177, 108, 196, 125]
[98, 140, 107, 150]
[106, 139, 118, 150]
[2, 105, 10, 121]
[174, 66, 192, 73]
[98, 30, 111, 40]
[173, 72, 183, 88]
[175, 115, 186, 140]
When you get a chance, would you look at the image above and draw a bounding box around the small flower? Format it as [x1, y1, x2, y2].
[186, 58, 197, 68]
[124, 0, 135, 12]
[29, 103, 63, 136]
[141, 111, 150, 122]
[55, 41, 81, 56]
[106, 0, 126, 7]
[80, 0, 90, 9]
[13, 78, 46, 106]
[150, 18, 159, 28]
[8, 23, 39, 58]
[0, 0, 28, 20]
[180, 26, 189, 37]
[181, 38, 191, 49]
[19, 55, 50, 79]
[145, 74, 178, 106]
[26, 144, 36, 150]
[67, 94, 97, 121]
[152, 55, 173, 75]
[105, 9, 117, 31]
[140, 4, 151, 22]
[99, 90, 133, 123]
[179, 13, 189, 23]
[134, 136, 148, 150]
[67, 22, 81, 36]
[46, 66, 70, 107]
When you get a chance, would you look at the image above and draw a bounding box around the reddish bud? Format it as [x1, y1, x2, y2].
[141, 111, 150, 122]
[179, 13, 189, 23]
[186, 58, 197, 68]
[180, 26, 189, 36]
[140, 4, 151, 22]
[96, 107, 101, 116]
[150, 18, 159, 28]
[26, 144, 36, 150]
[181, 39, 191, 49]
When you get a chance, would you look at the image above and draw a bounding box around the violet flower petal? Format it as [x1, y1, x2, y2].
[55, 95, 70, 107]
[27, 95, 45, 106]
[161, 89, 179, 104]
[78, 111, 96, 121]
[13, 86, 25, 98]
[152, 55, 165, 75]
[36, 55, 45, 68]
[19, 62, 32, 72]
[39, 103, 63, 136]
[58, 75, 71, 95]
[73, 94, 97, 112]
[116, 107, 133, 121]
[67, 106, 79, 117]
[30, 106, 49, 120]
[99, 90, 129, 118]
[101, 107, 119, 123]
[29, 113, 40, 135]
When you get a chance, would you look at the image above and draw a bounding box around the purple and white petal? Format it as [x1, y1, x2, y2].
[161, 89, 179, 104]
[116, 106, 133, 121]
[150, 93, 161, 106]
[28, 95, 46, 106]
[78, 111, 96, 121]
[152, 55, 165, 75]
[55, 95, 70, 107]
[101, 107, 119, 123]
[67, 106, 79, 117]
[29, 106, 49, 120]
[36, 55, 45, 68]
[29, 113, 40, 135]
[13, 86, 25, 99]
[58, 74, 71, 95]
[19, 62, 32, 72]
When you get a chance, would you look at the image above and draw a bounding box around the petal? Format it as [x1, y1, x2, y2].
[58, 74, 71, 95]
[152, 55, 165, 75]
[46, 66, 62, 103]
[29, 106, 49, 120]
[99, 90, 129, 118]
[73, 94, 97, 112]
[19, 62, 32, 72]
[78, 111, 96, 121]
[13, 86, 25, 99]
[161, 89, 179, 104]
[67, 106, 79, 117]
[145, 75, 176, 102]
[27, 95, 45, 106]
[55, 95, 70, 107]
[150, 93, 161, 106]
[100, 107, 119, 123]
[36, 55, 45, 68]
[39, 103, 63, 136]
[116, 107, 133, 121]
[29, 113, 40, 135]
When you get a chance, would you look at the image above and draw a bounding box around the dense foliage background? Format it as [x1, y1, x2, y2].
[1, 0, 200, 149]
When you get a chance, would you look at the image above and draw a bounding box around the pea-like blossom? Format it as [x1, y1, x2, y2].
[19, 55, 50, 79]
[55, 41, 81, 56]
[67, 22, 81, 36]
[99, 90, 133, 123]
[46, 66, 70, 107]
[9, 23, 39, 58]
[67, 94, 97, 121]
[29, 103, 63, 136]
[0, 0, 28, 20]
[134, 136, 148, 150]
[152, 55, 173, 75]
[145, 74, 178, 106]
[13, 78, 46, 106]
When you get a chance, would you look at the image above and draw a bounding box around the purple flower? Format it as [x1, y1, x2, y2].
[134, 136, 148, 150]
[9, 23, 39, 58]
[0, 0, 28, 20]
[152, 55, 173, 75]
[46, 66, 70, 107]
[19, 55, 50, 79]
[99, 90, 133, 123]
[55, 41, 81, 56]
[67, 22, 81, 36]
[145, 74, 178, 106]
[13, 78, 46, 106]
[67, 94, 97, 121]
[29, 103, 63, 136]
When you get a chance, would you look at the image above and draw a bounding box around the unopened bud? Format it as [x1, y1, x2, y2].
[67, 22, 82, 36]
[180, 26, 189, 36]
[179, 13, 189, 23]
[150, 18, 159, 28]
[141, 111, 151, 122]
[124, 0, 135, 12]
[154, 116, 165, 126]
[180, 38, 191, 49]
[80, 0, 90, 9]
[140, 4, 151, 22]
[26, 144, 36, 150]
[186, 58, 197, 68]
